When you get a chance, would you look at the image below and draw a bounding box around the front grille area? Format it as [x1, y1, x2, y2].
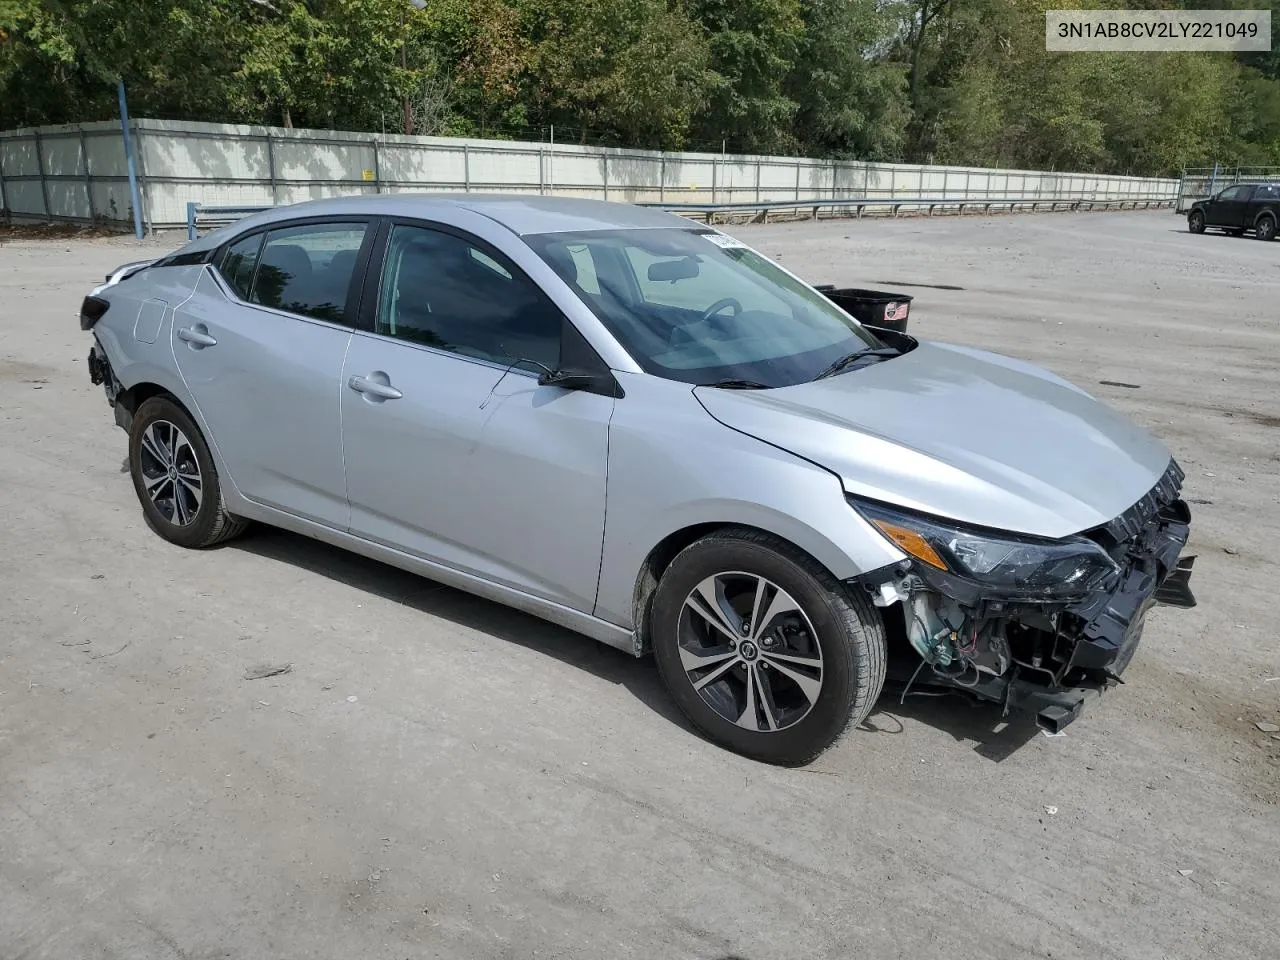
[1091, 458, 1185, 548]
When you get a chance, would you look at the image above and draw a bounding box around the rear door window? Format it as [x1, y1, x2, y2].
[249, 223, 369, 324]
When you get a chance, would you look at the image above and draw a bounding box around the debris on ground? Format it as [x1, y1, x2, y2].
[1254, 721, 1279, 733]
[1044, 805, 1058, 816]
[1179, 869, 1194, 877]
[243, 663, 292, 680]
[1099, 380, 1141, 389]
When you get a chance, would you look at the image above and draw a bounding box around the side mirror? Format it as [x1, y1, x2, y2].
[538, 368, 623, 398]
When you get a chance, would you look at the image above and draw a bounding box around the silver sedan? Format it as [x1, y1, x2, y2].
[81, 195, 1195, 764]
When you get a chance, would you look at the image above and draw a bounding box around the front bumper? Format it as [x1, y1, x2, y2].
[878, 460, 1195, 732]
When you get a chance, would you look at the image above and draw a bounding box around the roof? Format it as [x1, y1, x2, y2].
[185, 193, 692, 253]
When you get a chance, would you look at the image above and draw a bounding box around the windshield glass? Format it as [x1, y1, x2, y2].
[525, 228, 882, 387]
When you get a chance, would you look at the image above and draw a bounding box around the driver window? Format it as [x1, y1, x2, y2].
[375, 224, 563, 369]
[1219, 186, 1245, 201]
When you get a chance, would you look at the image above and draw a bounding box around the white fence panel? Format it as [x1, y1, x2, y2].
[0, 117, 1180, 229]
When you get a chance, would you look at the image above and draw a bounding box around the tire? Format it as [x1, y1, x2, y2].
[1187, 210, 1205, 234]
[128, 395, 249, 548]
[1255, 214, 1277, 241]
[651, 529, 886, 765]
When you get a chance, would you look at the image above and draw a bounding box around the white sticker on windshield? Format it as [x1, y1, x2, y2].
[702, 232, 748, 249]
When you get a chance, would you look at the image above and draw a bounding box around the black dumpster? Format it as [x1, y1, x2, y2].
[814, 285, 914, 333]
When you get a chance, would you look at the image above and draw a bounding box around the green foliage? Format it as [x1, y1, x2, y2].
[2, 0, 1279, 174]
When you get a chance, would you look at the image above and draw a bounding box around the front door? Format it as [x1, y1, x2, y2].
[171, 220, 370, 527]
[340, 221, 614, 612]
[1207, 185, 1250, 227]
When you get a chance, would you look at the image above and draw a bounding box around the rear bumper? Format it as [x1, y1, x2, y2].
[87, 339, 131, 431]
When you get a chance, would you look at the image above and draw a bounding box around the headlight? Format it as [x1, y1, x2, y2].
[852, 499, 1120, 600]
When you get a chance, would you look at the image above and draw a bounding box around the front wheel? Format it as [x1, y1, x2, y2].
[651, 529, 886, 765]
[1187, 210, 1205, 234]
[1255, 215, 1277, 241]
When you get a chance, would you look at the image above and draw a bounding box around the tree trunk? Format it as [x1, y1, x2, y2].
[908, 3, 930, 116]
[401, 9, 414, 135]
[282, 105, 293, 129]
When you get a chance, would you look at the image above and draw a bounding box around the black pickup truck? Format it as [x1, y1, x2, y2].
[1187, 182, 1279, 240]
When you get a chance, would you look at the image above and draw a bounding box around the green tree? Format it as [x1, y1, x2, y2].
[688, 0, 805, 152]
[521, 0, 713, 148]
[786, 0, 910, 159]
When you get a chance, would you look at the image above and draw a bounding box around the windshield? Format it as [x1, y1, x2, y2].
[525, 228, 882, 387]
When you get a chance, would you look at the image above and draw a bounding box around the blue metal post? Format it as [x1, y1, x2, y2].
[117, 81, 144, 240]
[186, 202, 199, 241]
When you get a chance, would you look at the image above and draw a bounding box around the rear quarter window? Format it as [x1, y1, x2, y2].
[218, 233, 264, 299]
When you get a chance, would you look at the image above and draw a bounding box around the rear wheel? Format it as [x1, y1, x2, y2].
[128, 396, 248, 548]
[1255, 214, 1277, 241]
[651, 529, 886, 765]
[1187, 210, 1205, 234]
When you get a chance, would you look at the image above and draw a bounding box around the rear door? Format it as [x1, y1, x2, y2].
[171, 219, 373, 528]
[1251, 183, 1280, 223]
[340, 220, 615, 612]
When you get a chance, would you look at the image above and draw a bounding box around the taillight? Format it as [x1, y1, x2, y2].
[80, 295, 110, 330]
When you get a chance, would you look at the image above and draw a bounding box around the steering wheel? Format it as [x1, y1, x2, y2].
[700, 297, 743, 327]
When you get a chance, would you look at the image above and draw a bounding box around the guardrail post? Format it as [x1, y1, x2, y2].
[464, 143, 471, 192]
[78, 127, 94, 221]
[755, 158, 761, 204]
[659, 153, 665, 203]
[795, 160, 801, 204]
[266, 133, 278, 204]
[712, 157, 718, 205]
[603, 154, 609, 202]
[0, 138, 7, 217]
[33, 129, 50, 219]
[187, 201, 198, 241]
[371, 138, 381, 194]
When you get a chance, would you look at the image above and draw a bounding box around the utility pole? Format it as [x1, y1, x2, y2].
[117, 81, 144, 240]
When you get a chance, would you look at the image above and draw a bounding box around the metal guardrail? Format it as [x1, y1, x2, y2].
[186, 194, 1176, 240]
[636, 194, 1175, 223]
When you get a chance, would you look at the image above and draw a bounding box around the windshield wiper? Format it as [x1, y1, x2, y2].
[703, 378, 772, 390]
[812, 346, 900, 381]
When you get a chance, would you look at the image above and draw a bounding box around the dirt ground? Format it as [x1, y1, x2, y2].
[2, 209, 1277, 960]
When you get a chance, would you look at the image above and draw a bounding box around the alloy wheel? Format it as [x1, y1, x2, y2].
[678, 572, 824, 732]
[138, 419, 203, 526]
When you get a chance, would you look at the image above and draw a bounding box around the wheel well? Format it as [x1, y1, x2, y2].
[630, 522, 845, 656]
[116, 381, 174, 416]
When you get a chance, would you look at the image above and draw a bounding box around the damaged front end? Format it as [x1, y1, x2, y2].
[852, 460, 1195, 733]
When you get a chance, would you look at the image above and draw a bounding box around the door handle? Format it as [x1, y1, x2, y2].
[348, 375, 403, 401]
[177, 326, 217, 348]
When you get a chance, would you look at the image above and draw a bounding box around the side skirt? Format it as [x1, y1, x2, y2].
[233, 500, 641, 656]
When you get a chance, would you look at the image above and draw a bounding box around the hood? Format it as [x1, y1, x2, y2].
[695, 341, 1172, 539]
